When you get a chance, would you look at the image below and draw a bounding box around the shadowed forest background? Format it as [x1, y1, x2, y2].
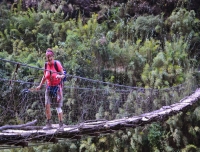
[1, 0, 200, 151]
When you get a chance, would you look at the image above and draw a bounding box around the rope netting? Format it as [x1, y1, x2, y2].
[0, 58, 198, 127]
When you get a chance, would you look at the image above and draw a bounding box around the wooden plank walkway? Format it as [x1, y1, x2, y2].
[1, 88, 200, 147]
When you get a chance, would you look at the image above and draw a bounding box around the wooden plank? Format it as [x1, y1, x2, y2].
[0, 120, 37, 131]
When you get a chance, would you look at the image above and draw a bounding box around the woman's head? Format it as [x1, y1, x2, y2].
[46, 48, 54, 57]
[46, 48, 54, 63]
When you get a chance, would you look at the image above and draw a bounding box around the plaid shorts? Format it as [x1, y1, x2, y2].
[45, 85, 63, 108]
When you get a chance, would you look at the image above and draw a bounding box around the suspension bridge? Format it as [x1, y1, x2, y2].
[0, 58, 199, 148]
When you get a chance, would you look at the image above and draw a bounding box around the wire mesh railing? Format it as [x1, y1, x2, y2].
[0, 58, 198, 127]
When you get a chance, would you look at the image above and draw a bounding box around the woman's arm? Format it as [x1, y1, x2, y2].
[36, 75, 46, 90]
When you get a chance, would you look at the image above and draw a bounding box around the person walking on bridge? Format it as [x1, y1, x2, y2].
[36, 48, 65, 130]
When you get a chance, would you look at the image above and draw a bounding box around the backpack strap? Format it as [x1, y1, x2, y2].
[45, 62, 47, 70]
[54, 60, 59, 72]
[44, 62, 49, 76]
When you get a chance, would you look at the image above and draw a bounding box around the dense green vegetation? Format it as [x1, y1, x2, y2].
[1, 0, 200, 151]
[1, 0, 200, 87]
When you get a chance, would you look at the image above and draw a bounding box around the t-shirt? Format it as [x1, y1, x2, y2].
[44, 61, 63, 86]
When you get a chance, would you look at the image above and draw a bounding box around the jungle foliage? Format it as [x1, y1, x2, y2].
[0, 0, 200, 151]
